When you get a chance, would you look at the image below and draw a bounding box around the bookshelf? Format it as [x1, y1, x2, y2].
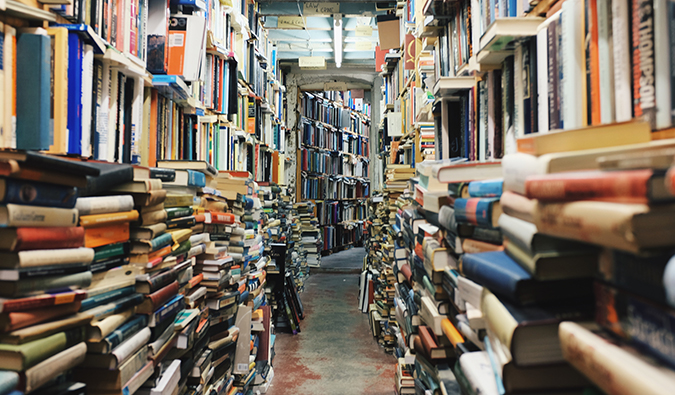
[366, 0, 675, 394]
[295, 90, 372, 254]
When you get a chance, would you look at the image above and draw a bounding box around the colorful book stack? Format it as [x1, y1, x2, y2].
[0, 152, 111, 394]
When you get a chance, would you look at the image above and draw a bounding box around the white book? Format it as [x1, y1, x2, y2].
[96, 60, 110, 160]
[140, 359, 180, 395]
[561, 0, 584, 130]
[107, 69, 118, 162]
[536, 22, 550, 133]
[654, 0, 672, 129]
[81, 44, 94, 157]
[597, 0, 615, 125]
[24, 342, 87, 393]
[112, 327, 151, 367]
[612, 0, 633, 122]
[486, 72, 496, 159]
[513, 45, 524, 139]
[478, 80, 487, 161]
[76, 195, 135, 216]
[4, 25, 15, 148]
[459, 352, 500, 395]
[131, 76, 144, 164]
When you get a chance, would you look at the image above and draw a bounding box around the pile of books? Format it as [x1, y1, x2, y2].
[385, 165, 416, 192]
[294, 203, 322, 268]
[0, 153, 109, 395]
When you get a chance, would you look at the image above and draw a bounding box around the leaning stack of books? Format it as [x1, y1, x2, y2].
[0, 154, 101, 394]
[498, 127, 675, 393]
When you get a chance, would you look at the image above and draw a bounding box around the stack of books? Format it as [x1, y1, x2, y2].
[385, 165, 416, 192]
[0, 153, 105, 394]
[294, 202, 322, 267]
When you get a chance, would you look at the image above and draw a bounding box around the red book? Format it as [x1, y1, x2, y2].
[0, 227, 85, 251]
[0, 301, 82, 332]
[209, 212, 235, 225]
[525, 169, 670, 203]
[137, 281, 179, 314]
[0, 290, 86, 313]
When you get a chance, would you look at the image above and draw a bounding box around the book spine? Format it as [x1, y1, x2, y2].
[548, 18, 560, 129]
[149, 233, 173, 251]
[144, 270, 177, 294]
[76, 195, 135, 216]
[633, 0, 656, 129]
[3, 180, 77, 209]
[89, 293, 143, 320]
[142, 281, 179, 313]
[80, 285, 135, 311]
[151, 295, 185, 326]
[5, 204, 78, 228]
[103, 314, 148, 353]
[87, 309, 134, 341]
[612, 0, 634, 122]
[0, 290, 85, 313]
[15, 34, 50, 151]
[654, 0, 672, 129]
[80, 210, 139, 227]
[111, 327, 150, 367]
[17, 247, 94, 268]
[468, 180, 503, 197]
[11, 272, 92, 298]
[11, 263, 89, 280]
[84, 222, 130, 249]
[166, 216, 197, 229]
[454, 198, 497, 228]
[166, 207, 193, 220]
[537, 27, 549, 133]
[525, 170, 654, 202]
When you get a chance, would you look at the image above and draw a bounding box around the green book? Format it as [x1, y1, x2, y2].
[94, 242, 128, 262]
[0, 326, 84, 371]
[165, 206, 193, 220]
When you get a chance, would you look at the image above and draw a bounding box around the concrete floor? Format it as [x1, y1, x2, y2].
[267, 250, 395, 395]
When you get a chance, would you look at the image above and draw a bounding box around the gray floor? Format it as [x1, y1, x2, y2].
[318, 247, 367, 271]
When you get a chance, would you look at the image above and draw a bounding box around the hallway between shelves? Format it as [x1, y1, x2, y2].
[266, 248, 395, 395]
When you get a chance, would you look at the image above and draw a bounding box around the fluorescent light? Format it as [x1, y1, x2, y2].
[334, 14, 342, 68]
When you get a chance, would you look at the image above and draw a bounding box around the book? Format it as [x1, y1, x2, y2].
[157, 160, 217, 177]
[560, 321, 675, 395]
[109, 179, 162, 193]
[15, 32, 50, 151]
[80, 210, 139, 228]
[0, 178, 78, 208]
[130, 223, 167, 240]
[0, 261, 91, 281]
[136, 281, 179, 314]
[0, 227, 85, 252]
[87, 315, 149, 354]
[0, 301, 83, 332]
[0, 204, 79, 227]
[22, 342, 87, 393]
[84, 222, 130, 248]
[525, 169, 673, 203]
[461, 251, 593, 305]
[74, 346, 149, 391]
[0, 289, 87, 313]
[503, 238, 598, 280]
[0, 326, 84, 370]
[76, 195, 135, 216]
[516, 121, 651, 155]
[83, 327, 150, 369]
[431, 161, 503, 184]
[481, 289, 592, 367]
[0, 271, 92, 298]
[534, 200, 675, 252]
[132, 190, 167, 207]
[454, 198, 501, 228]
[0, 247, 94, 269]
[0, 312, 92, 345]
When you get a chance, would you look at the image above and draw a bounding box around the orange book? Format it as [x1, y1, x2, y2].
[148, 245, 172, 261]
[84, 222, 130, 248]
[588, 0, 601, 126]
[441, 318, 464, 346]
[272, 151, 279, 184]
[79, 210, 139, 228]
[194, 213, 206, 223]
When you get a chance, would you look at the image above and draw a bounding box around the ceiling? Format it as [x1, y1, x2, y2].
[259, 0, 390, 70]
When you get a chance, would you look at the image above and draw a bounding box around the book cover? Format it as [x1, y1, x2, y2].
[16, 33, 50, 151]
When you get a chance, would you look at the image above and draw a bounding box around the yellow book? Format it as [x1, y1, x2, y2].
[516, 121, 651, 156]
[46, 27, 69, 154]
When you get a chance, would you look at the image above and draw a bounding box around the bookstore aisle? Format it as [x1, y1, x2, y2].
[267, 271, 395, 395]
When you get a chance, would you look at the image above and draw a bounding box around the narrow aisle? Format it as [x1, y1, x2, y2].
[267, 251, 395, 395]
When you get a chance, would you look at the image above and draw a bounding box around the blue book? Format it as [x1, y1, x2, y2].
[186, 170, 206, 187]
[80, 285, 136, 311]
[149, 232, 174, 251]
[67, 32, 83, 155]
[454, 197, 500, 228]
[0, 371, 19, 395]
[150, 294, 185, 327]
[461, 251, 592, 305]
[96, 314, 148, 353]
[16, 33, 51, 150]
[467, 179, 503, 198]
[0, 178, 78, 208]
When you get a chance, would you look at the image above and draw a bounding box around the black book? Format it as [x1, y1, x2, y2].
[80, 160, 134, 196]
[149, 167, 175, 182]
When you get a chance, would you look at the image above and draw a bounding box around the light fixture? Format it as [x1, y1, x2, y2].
[333, 14, 342, 68]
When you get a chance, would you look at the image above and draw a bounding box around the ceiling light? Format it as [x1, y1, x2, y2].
[334, 14, 342, 68]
